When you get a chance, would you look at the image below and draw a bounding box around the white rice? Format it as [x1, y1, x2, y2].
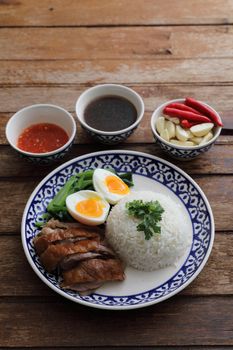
[106, 191, 191, 271]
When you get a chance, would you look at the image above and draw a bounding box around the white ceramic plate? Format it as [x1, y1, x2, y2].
[21, 150, 214, 310]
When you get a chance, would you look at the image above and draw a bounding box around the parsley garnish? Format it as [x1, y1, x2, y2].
[126, 200, 164, 240]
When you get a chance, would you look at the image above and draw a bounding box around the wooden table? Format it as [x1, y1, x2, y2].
[1, 1, 233, 348]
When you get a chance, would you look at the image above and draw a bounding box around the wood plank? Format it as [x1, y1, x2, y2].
[1, 143, 233, 178]
[0, 235, 51, 297]
[2, 348, 224, 350]
[0, 176, 232, 233]
[188, 232, 233, 296]
[1, 110, 232, 146]
[0, 296, 233, 346]
[0, 84, 231, 115]
[0, 233, 231, 297]
[0, 347, 230, 350]
[195, 176, 233, 232]
[0, 348, 227, 350]
[0, 26, 233, 60]
[3, 348, 221, 350]
[0, 348, 229, 350]
[1, 59, 233, 85]
[1, 113, 233, 148]
[0, 85, 231, 146]
[0, 0, 232, 26]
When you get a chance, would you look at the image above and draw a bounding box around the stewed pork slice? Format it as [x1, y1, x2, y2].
[40, 238, 101, 272]
[60, 244, 116, 270]
[67, 281, 104, 293]
[60, 252, 103, 271]
[34, 219, 103, 255]
[42, 219, 92, 230]
[34, 218, 125, 294]
[61, 258, 125, 292]
[43, 219, 103, 233]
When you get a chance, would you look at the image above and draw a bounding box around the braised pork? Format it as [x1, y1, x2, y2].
[40, 238, 100, 272]
[34, 219, 102, 255]
[60, 245, 115, 270]
[34, 219, 125, 293]
[61, 258, 125, 291]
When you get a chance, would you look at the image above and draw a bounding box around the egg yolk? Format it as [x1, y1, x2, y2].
[105, 175, 130, 195]
[76, 197, 104, 218]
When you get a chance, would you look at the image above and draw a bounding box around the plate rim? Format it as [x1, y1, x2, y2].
[21, 150, 215, 310]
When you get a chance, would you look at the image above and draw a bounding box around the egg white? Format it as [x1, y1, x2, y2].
[93, 168, 130, 205]
[66, 190, 110, 226]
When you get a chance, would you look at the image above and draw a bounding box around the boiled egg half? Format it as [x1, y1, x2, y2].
[93, 169, 130, 205]
[66, 190, 110, 226]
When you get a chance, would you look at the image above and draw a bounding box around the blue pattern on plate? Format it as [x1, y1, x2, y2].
[23, 152, 212, 307]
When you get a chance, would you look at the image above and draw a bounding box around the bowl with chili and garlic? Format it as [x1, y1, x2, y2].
[150, 98, 223, 160]
[5, 104, 76, 164]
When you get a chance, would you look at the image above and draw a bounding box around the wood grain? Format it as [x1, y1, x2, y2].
[1, 348, 222, 350]
[1, 110, 232, 146]
[0, 296, 233, 347]
[0, 176, 232, 233]
[0, 0, 232, 26]
[0, 348, 222, 350]
[0, 85, 232, 114]
[0, 345, 225, 350]
[195, 176, 233, 232]
[0, 348, 228, 350]
[0, 233, 232, 297]
[0, 26, 233, 60]
[1, 59, 233, 85]
[1, 144, 233, 178]
[0, 1, 232, 347]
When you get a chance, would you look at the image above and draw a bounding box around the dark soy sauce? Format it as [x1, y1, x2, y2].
[84, 95, 137, 132]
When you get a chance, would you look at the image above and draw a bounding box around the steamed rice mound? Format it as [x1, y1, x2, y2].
[106, 191, 191, 271]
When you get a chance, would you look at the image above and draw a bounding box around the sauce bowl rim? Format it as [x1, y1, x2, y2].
[150, 98, 222, 150]
[5, 103, 77, 157]
[75, 84, 145, 135]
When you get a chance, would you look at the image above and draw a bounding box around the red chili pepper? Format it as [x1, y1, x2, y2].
[180, 119, 198, 128]
[163, 107, 212, 123]
[185, 97, 223, 127]
[166, 102, 202, 115]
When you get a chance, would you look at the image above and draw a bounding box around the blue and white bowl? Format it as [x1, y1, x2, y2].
[5, 104, 77, 164]
[151, 99, 222, 160]
[75, 84, 144, 145]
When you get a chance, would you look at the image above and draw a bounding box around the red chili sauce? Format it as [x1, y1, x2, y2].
[17, 123, 69, 153]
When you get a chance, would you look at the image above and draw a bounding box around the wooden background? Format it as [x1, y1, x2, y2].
[0, 0, 233, 348]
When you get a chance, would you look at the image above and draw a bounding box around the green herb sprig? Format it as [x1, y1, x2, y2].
[126, 200, 164, 240]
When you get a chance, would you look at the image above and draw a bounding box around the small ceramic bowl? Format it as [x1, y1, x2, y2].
[75, 84, 144, 144]
[5, 104, 76, 164]
[151, 98, 222, 160]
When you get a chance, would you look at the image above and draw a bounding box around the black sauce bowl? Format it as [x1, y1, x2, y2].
[75, 84, 145, 145]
